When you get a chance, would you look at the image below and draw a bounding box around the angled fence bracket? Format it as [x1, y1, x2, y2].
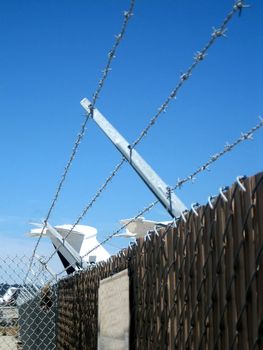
[81, 98, 187, 218]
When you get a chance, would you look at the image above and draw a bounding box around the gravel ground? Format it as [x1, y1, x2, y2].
[0, 307, 19, 349]
[0, 335, 18, 349]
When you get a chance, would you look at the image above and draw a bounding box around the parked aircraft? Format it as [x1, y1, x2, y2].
[27, 224, 110, 274]
[0, 287, 20, 306]
[114, 217, 171, 238]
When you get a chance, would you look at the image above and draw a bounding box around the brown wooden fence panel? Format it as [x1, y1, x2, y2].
[56, 172, 263, 349]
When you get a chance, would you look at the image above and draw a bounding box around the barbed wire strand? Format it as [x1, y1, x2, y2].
[43, 0, 249, 268]
[130, 0, 248, 149]
[55, 117, 263, 276]
[25, 0, 135, 281]
[174, 118, 263, 189]
[43, 158, 126, 266]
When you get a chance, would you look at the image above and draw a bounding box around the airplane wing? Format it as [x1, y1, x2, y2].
[117, 217, 172, 238]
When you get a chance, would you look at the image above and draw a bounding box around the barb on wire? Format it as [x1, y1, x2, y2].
[130, 0, 249, 149]
[73, 117, 263, 268]
[92, 3, 135, 105]
[47, 0, 250, 273]
[43, 158, 126, 266]
[173, 117, 263, 191]
[25, 0, 135, 282]
[57, 0, 247, 236]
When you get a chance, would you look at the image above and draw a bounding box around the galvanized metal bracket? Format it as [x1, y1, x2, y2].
[80, 98, 187, 218]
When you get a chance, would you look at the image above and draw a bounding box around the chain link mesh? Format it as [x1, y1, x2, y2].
[1, 171, 262, 349]
[55, 171, 263, 349]
[0, 256, 57, 350]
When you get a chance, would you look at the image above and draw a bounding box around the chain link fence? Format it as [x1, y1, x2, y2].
[0, 172, 262, 349]
[0, 255, 57, 350]
[130, 172, 263, 349]
[56, 172, 263, 349]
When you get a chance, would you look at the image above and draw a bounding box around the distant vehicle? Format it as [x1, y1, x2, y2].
[0, 287, 20, 306]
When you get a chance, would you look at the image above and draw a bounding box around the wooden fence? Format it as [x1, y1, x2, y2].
[56, 172, 263, 349]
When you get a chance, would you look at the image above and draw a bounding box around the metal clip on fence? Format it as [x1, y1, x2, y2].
[236, 175, 247, 191]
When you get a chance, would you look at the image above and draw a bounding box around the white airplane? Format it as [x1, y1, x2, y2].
[114, 217, 171, 239]
[27, 224, 110, 274]
[27, 218, 169, 275]
[0, 287, 19, 306]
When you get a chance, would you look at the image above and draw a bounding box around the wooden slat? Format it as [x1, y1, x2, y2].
[225, 184, 237, 347]
[55, 172, 263, 350]
[254, 173, 263, 347]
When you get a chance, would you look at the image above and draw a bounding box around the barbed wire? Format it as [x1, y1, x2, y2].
[174, 118, 263, 189]
[55, 117, 263, 275]
[25, 0, 135, 281]
[91, 1, 135, 106]
[43, 0, 250, 269]
[130, 0, 249, 149]
[78, 0, 249, 214]
[43, 158, 126, 266]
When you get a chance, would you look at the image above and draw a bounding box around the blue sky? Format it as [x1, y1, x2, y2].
[0, 0, 262, 270]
